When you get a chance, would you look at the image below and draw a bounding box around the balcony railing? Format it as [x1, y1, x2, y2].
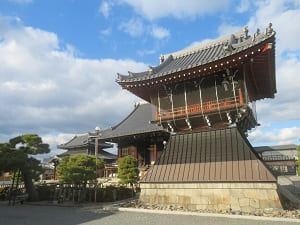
[156, 89, 244, 120]
[262, 155, 297, 162]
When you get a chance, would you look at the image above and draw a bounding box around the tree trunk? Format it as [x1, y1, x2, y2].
[23, 172, 39, 201]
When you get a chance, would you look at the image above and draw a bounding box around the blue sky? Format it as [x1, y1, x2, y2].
[0, 0, 299, 155]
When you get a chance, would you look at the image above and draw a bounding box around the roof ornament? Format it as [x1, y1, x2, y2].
[167, 122, 174, 132]
[223, 40, 234, 53]
[128, 71, 133, 77]
[252, 28, 260, 42]
[265, 23, 274, 35]
[221, 74, 230, 91]
[148, 66, 153, 75]
[95, 126, 101, 136]
[117, 73, 122, 81]
[160, 55, 165, 64]
[240, 26, 249, 42]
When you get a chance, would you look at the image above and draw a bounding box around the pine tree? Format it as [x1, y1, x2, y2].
[296, 146, 300, 174]
[57, 154, 104, 184]
[117, 156, 139, 186]
[0, 134, 50, 201]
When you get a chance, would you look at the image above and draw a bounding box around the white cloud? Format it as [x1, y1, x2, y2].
[3, 80, 56, 92]
[186, 39, 213, 49]
[217, 23, 242, 36]
[216, 1, 300, 125]
[99, 1, 111, 18]
[239, 1, 300, 124]
[150, 25, 170, 39]
[0, 16, 148, 148]
[118, 18, 145, 37]
[41, 133, 75, 153]
[217, 1, 300, 54]
[247, 0, 300, 54]
[249, 127, 300, 145]
[256, 56, 300, 122]
[118, 20, 170, 39]
[137, 49, 156, 56]
[236, 0, 251, 13]
[100, 27, 112, 36]
[213, 1, 300, 145]
[119, 0, 232, 20]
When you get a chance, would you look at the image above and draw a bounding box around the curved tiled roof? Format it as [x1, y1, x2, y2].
[57, 133, 113, 149]
[117, 25, 276, 83]
[99, 102, 166, 140]
[58, 149, 117, 160]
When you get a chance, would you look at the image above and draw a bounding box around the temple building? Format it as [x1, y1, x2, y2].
[98, 102, 169, 175]
[254, 144, 298, 176]
[57, 133, 118, 177]
[116, 24, 283, 211]
[57, 104, 169, 177]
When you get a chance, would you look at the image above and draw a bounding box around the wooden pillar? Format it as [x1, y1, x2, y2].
[118, 147, 122, 158]
[239, 88, 244, 104]
[154, 144, 157, 162]
[135, 146, 138, 159]
[144, 146, 146, 165]
[95, 138, 98, 178]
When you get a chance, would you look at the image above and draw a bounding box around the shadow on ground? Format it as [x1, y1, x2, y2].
[0, 202, 115, 225]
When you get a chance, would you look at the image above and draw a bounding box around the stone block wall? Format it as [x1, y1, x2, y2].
[140, 182, 282, 212]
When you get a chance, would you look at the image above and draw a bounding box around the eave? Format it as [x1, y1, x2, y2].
[118, 37, 276, 102]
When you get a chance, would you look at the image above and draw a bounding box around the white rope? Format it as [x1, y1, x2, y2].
[198, 82, 206, 124]
[184, 83, 189, 119]
[157, 90, 162, 124]
[243, 65, 249, 103]
[215, 77, 222, 120]
[170, 89, 175, 123]
[232, 76, 239, 115]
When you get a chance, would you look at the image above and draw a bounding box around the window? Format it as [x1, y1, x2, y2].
[122, 147, 129, 156]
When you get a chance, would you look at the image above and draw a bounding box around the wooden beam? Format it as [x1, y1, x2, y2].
[154, 144, 157, 162]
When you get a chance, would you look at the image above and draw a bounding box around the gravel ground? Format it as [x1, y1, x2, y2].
[0, 203, 299, 225]
[119, 200, 300, 219]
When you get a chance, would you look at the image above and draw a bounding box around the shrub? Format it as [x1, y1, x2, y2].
[118, 156, 139, 186]
[36, 185, 55, 201]
[0, 187, 10, 200]
[57, 155, 104, 184]
[94, 186, 134, 202]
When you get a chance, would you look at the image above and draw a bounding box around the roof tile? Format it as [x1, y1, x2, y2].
[141, 127, 276, 183]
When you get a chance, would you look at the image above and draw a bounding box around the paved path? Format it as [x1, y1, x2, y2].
[0, 204, 299, 225]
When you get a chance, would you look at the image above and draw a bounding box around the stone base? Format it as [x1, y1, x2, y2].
[140, 182, 282, 212]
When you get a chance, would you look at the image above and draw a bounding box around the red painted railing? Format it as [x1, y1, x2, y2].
[156, 89, 244, 120]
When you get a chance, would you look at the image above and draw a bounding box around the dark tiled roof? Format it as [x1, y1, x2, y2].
[58, 149, 117, 160]
[43, 155, 61, 164]
[99, 102, 166, 140]
[141, 127, 275, 183]
[57, 133, 113, 149]
[117, 26, 276, 83]
[254, 145, 298, 153]
[98, 150, 118, 160]
[58, 149, 86, 156]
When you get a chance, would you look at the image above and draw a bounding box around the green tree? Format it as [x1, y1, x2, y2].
[57, 154, 104, 184]
[0, 134, 50, 201]
[118, 156, 139, 186]
[296, 146, 300, 174]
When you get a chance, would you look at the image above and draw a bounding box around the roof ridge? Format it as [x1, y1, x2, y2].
[58, 135, 77, 146]
[110, 103, 141, 130]
[99, 149, 117, 156]
[161, 27, 249, 60]
[57, 133, 89, 147]
[77, 133, 88, 136]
